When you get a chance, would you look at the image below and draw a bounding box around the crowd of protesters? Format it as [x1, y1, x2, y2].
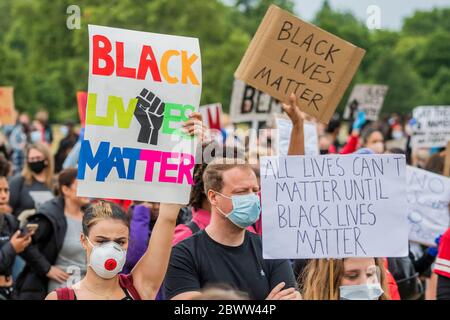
[0, 99, 449, 301]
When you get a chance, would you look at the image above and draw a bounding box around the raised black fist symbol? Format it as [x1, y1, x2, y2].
[134, 88, 165, 145]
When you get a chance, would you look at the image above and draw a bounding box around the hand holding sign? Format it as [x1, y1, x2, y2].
[134, 88, 166, 145]
[182, 111, 207, 141]
[282, 93, 306, 127]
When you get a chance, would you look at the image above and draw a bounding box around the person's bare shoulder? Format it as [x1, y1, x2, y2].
[45, 291, 58, 300]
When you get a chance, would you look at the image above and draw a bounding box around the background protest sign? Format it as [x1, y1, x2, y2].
[77, 91, 88, 127]
[275, 117, 319, 156]
[229, 79, 282, 123]
[199, 103, 222, 130]
[411, 106, 450, 148]
[77, 25, 202, 204]
[343, 84, 388, 121]
[235, 5, 365, 124]
[406, 166, 450, 246]
[0, 87, 16, 125]
[260, 154, 408, 259]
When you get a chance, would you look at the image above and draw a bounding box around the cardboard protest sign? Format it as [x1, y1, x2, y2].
[199, 103, 222, 130]
[0, 87, 16, 125]
[77, 25, 202, 204]
[260, 154, 408, 259]
[229, 79, 282, 123]
[235, 5, 365, 124]
[343, 84, 388, 121]
[406, 166, 450, 246]
[411, 106, 450, 148]
[276, 117, 318, 156]
[77, 91, 88, 127]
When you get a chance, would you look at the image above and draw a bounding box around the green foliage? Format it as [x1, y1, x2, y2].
[0, 0, 448, 121]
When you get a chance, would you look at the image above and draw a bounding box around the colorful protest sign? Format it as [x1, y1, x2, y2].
[229, 79, 282, 123]
[235, 5, 365, 124]
[77, 25, 202, 204]
[199, 103, 222, 130]
[343, 84, 388, 121]
[77, 91, 88, 127]
[0, 87, 16, 125]
[411, 106, 450, 148]
[276, 117, 318, 156]
[260, 154, 408, 259]
[406, 166, 450, 246]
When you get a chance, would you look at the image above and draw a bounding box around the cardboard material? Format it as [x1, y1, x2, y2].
[235, 5, 366, 124]
[343, 84, 388, 121]
[0, 87, 16, 125]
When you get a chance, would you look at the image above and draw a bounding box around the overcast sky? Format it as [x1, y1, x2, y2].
[293, 0, 450, 30]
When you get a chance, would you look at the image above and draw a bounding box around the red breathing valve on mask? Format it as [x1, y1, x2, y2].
[104, 258, 118, 271]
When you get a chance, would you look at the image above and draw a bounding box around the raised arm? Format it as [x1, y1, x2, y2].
[131, 112, 204, 300]
[131, 202, 182, 299]
[282, 93, 306, 156]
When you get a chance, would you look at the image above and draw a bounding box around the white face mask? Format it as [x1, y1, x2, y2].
[86, 237, 127, 279]
[339, 283, 384, 300]
[368, 142, 384, 154]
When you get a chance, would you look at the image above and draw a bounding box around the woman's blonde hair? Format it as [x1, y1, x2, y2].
[82, 201, 130, 236]
[22, 143, 54, 188]
[301, 258, 390, 300]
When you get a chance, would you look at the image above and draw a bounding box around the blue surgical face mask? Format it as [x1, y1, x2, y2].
[339, 283, 384, 300]
[214, 191, 261, 229]
[30, 130, 41, 143]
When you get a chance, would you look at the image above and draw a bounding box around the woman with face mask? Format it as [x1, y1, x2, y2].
[43, 200, 181, 300]
[301, 258, 390, 300]
[360, 127, 385, 154]
[8, 143, 55, 218]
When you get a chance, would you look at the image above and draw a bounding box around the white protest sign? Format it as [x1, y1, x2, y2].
[411, 106, 450, 148]
[260, 154, 408, 259]
[199, 103, 222, 130]
[276, 118, 319, 156]
[406, 166, 450, 246]
[230, 79, 282, 123]
[77, 25, 202, 204]
[343, 84, 388, 121]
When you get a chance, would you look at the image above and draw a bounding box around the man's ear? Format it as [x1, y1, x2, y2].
[207, 189, 218, 207]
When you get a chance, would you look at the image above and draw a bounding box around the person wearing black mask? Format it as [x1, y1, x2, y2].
[0, 155, 34, 299]
[14, 168, 90, 300]
[9, 143, 55, 218]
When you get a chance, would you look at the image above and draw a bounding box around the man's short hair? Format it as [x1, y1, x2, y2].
[203, 159, 254, 194]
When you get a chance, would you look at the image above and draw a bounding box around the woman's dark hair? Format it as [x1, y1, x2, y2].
[58, 168, 78, 196]
[0, 154, 11, 178]
[82, 201, 130, 236]
[361, 126, 383, 145]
